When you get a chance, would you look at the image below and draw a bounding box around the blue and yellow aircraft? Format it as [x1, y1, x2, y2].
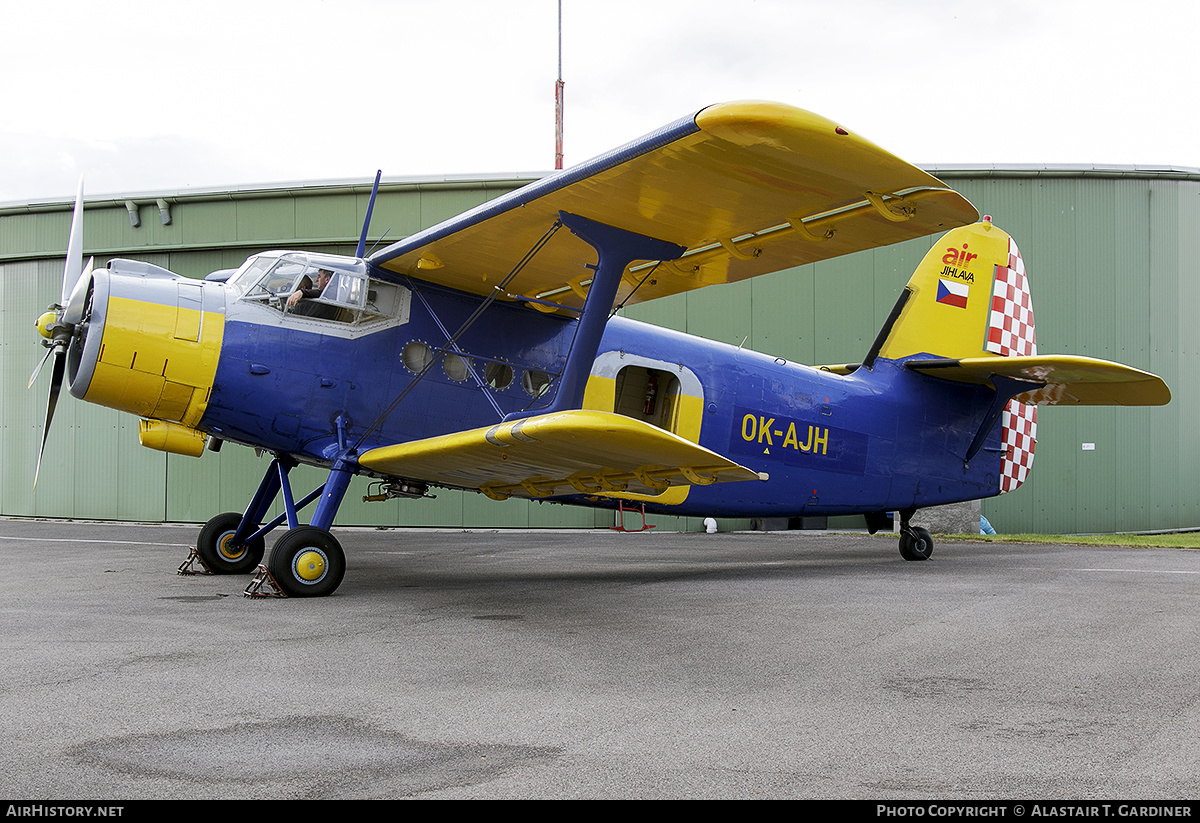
[32, 102, 1170, 597]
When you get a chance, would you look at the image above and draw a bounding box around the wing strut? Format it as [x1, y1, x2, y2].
[505, 211, 685, 421]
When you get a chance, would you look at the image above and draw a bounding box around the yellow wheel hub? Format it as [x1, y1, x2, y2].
[295, 550, 326, 582]
[218, 534, 245, 561]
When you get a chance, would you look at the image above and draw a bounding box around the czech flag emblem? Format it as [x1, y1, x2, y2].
[936, 278, 969, 309]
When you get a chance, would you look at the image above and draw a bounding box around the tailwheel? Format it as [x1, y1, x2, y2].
[267, 526, 346, 597]
[899, 526, 934, 561]
[196, 512, 265, 574]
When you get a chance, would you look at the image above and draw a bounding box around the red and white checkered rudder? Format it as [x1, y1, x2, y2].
[988, 235, 1038, 493]
[986, 236, 1037, 358]
[999, 398, 1036, 493]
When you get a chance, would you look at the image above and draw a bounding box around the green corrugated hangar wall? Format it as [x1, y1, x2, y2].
[1, 169, 1195, 534]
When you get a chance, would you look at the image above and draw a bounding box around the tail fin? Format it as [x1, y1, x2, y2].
[870, 217, 1039, 492]
[872, 216, 1034, 363]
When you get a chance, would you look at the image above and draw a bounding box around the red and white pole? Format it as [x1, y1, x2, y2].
[555, 0, 564, 170]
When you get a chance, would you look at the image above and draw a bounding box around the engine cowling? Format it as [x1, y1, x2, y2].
[67, 260, 226, 429]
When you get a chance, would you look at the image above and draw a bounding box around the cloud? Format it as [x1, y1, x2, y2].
[3, 0, 1198, 204]
[0, 131, 278, 202]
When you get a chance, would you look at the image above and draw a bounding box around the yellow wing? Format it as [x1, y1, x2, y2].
[907, 355, 1172, 406]
[370, 101, 978, 311]
[357, 410, 766, 501]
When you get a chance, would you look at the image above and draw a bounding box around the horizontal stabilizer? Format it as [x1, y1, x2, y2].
[906, 355, 1171, 406]
[357, 410, 766, 501]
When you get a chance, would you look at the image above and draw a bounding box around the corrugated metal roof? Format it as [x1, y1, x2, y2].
[0, 172, 548, 215]
[8, 163, 1200, 215]
[924, 162, 1200, 181]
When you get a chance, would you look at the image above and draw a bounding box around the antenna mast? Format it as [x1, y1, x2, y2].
[555, 0, 564, 170]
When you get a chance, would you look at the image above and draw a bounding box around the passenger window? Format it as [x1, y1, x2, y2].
[485, 362, 513, 390]
[523, 370, 551, 398]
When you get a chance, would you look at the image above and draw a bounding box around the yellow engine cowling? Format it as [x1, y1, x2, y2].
[67, 263, 225, 431]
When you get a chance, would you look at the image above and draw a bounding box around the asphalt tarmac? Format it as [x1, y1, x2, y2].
[1, 518, 1198, 800]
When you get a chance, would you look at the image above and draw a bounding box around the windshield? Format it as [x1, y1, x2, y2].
[223, 254, 278, 298]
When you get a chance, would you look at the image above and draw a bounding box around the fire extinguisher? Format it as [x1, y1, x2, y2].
[643, 373, 658, 415]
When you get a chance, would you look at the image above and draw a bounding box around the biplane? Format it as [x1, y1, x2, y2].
[31, 101, 1170, 597]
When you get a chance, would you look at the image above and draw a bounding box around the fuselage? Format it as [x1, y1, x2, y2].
[70, 254, 1005, 519]
[204, 263, 1003, 517]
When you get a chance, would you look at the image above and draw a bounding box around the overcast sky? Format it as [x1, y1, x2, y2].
[4, 0, 1196, 204]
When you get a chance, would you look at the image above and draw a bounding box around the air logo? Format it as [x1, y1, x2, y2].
[940, 243, 977, 282]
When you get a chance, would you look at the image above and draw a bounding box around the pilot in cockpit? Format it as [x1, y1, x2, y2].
[286, 268, 337, 319]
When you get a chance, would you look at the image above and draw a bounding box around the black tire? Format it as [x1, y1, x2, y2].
[899, 526, 934, 561]
[196, 512, 265, 574]
[267, 526, 346, 597]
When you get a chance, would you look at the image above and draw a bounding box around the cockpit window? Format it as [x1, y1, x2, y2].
[228, 251, 408, 327]
[259, 256, 311, 298]
[223, 255, 277, 297]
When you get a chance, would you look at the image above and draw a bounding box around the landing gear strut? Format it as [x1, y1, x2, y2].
[185, 452, 357, 597]
[897, 510, 933, 561]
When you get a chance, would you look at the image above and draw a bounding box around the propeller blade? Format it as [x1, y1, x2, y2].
[35, 179, 87, 489]
[27, 345, 55, 389]
[34, 351, 66, 489]
[63, 256, 93, 326]
[61, 177, 84, 305]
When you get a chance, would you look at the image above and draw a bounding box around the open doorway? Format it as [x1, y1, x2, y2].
[612, 365, 682, 434]
[585, 351, 704, 444]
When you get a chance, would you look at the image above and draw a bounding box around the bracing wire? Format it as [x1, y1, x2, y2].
[609, 261, 662, 317]
[351, 219, 564, 451]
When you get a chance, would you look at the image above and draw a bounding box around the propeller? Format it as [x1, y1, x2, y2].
[30, 177, 94, 487]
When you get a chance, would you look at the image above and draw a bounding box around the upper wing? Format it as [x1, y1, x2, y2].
[906, 355, 1172, 406]
[357, 409, 765, 501]
[369, 101, 978, 311]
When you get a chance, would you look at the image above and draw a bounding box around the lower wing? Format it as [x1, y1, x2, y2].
[357, 409, 766, 501]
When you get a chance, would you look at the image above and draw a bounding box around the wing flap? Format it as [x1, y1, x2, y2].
[370, 101, 977, 311]
[357, 410, 766, 501]
[907, 355, 1172, 406]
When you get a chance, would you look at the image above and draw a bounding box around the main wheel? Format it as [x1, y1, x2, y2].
[899, 526, 934, 561]
[267, 526, 346, 597]
[196, 512, 265, 574]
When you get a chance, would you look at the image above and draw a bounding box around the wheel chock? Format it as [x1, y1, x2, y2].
[177, 548, 214, 576]
[244, 564, 287, 598]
